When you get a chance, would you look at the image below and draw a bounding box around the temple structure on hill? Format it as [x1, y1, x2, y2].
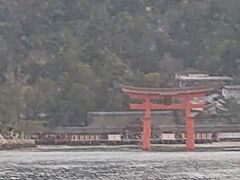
[222, 85, 240, 104]
[175, 73, 233, 87]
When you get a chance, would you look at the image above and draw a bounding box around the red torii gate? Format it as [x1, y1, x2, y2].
[121, 85, 212, 151]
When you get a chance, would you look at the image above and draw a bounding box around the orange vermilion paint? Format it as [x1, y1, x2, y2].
[122, 85, 212, 151]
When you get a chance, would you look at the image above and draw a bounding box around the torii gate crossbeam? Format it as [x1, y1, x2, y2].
[122, 85, 212, 151]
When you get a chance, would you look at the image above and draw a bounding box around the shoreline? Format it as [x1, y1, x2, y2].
[32, 142, 240, 152]
[1, 142, 240, 152]
[0, 139, 36, 150]
[0, 144, 36, 150]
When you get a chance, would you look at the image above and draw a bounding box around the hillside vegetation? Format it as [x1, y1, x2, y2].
[0, 0, 240, 128]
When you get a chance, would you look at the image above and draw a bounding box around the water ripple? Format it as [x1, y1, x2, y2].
[0, 151, 239, 179]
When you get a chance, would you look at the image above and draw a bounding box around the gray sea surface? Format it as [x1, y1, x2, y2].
[0, 148, 239, 180]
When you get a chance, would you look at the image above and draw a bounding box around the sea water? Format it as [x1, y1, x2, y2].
[0, 149, 239, 179]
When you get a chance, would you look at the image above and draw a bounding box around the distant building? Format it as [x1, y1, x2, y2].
[222, 85, 240, 104]
[87, 111, 240, 133]
[87, 111, 178, 132]
[175, 73, 233, 87]
[32, 111, 240, 144]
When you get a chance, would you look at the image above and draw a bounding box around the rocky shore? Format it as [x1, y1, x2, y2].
[0, 139, 36, 150]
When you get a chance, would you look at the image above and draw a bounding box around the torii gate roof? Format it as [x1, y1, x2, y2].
[121, 85, 213, 96]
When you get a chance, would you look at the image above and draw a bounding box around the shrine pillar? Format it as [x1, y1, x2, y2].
[184, 95, 195, 151]
[142, 98, 152, 151]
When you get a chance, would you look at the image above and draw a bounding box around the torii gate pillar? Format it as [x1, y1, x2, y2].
[142, 98, 152, 151]
[122, 85, 212, 152]
[184, 95, 195, 151]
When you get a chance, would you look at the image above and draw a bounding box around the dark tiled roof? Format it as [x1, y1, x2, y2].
[121, 85, 212, 96]
[223, 85, 240, 90]
[87, 111, 177, 128]
[44, 127, 122, 134]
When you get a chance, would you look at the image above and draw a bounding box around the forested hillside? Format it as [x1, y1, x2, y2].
[0, 0, 240, 128]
